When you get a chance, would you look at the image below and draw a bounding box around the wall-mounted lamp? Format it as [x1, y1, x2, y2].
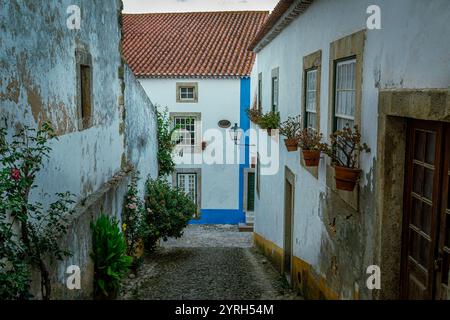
[229, 123, 255, 146]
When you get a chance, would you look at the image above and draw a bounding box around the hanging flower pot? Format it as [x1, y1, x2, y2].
[280, 115, 301, 152]
[327, 125, 371, 192]
[302, 150, 321, 167]
[284, 138, 298, 152]
[258, 111, 280, 137]
[334, 165, 361, 191]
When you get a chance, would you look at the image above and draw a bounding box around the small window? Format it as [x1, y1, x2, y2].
[76, 48, 93, 131]
[180, 87, 195, 100]
[176, 83, 198, 103]
[271, 68, 279, 112]
[334, 59, 356, 131]
[174, 116, 197, 147]
[305, 69, 318, 129]
[258, 73, 262, 112]
[80, 65, 92, 129]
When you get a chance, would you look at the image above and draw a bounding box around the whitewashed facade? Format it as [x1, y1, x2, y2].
[140, 77, 252, 224]
[251, 0, 450, 300]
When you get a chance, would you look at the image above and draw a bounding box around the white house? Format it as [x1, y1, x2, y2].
[123, 11, 268, 225]
[249, 0, 450, 300]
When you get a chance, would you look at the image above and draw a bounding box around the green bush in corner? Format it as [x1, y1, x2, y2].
[144, 179, 196, 252]
[91, 214, 132, 300]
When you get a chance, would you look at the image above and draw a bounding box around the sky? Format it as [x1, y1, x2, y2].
[122, 0, 279, 13]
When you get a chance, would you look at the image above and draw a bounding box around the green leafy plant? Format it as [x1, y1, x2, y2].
[122, 174, 149, 271]
[245, 108, 262, 124]
[258, 111, 280, 130]
[144, 178, 196, 252]
[91, 214, 132, 300]
[279, 115, 302, 139]
[0, 122, 74, 300]
[297, 128, 328, 151]
[156, 106, 178, 178]
[327, 125, 370, 169]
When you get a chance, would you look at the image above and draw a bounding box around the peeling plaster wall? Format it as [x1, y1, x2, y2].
[1, 0, 157, 299]
[124, 65, 158, 195]
[252, 0, 450, 299]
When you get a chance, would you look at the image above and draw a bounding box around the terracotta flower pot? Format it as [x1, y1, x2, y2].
[302, 150, 321, 167]
[334, 165, 361, 191]
[284, 139, 298, 152]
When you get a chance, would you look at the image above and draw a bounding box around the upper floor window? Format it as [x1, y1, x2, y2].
[174, 116, 197, 147]
[334, 58, 356, 130]
[305, 69, 318, 129]
[271, 67, 279, 112]
[176, 82, 198, 103]
[258, 73, 262, 112]
[180, 87, 194, 100]
[76, 48, 93, 131]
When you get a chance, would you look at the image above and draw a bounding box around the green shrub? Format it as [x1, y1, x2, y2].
[144, 179, 196, 252]
[258, 111, 280, 129]
[91, 214, 132, 300]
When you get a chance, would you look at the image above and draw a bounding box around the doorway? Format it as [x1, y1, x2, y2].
[401, 119, 450, 299]
[284, 167, 295, 283]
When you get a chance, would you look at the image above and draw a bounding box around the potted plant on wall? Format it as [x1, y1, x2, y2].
[279, 115, 302, 152]
[246, 108, 262, 124]
[326, 125, 370, 191]
[258, 111, 280, 136]
[297, 127, 328, 167]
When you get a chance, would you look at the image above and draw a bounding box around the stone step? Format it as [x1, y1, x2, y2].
[238, 223, 254, 232]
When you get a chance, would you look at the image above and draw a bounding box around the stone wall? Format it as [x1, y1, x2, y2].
[0, 0, 157, 299]
[124, 65, 158, 196]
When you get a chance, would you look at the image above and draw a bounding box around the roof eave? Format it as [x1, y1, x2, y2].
[249, 0, 314, 53]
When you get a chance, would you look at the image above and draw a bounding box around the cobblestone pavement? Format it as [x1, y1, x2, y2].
[120, 225, 303, 300]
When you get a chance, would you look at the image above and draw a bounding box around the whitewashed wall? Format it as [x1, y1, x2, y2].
[139, 78, 242, 210]
[252, 0, 450, 272]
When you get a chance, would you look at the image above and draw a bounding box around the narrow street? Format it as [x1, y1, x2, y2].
[120, 225, 302, 300]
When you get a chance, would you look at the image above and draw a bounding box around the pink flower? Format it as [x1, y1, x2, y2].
[10, 168, 21, 181]
[127, 203, 137, 210]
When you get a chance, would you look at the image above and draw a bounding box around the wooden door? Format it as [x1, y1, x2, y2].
[284, 178, 294, 282]
[436, 125, 450, 299]
[401, 120, 449, 299]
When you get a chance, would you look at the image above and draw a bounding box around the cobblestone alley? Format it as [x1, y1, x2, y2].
[120, 225, 303, 300]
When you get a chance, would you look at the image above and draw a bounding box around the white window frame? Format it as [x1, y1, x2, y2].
[334, 58, 356, 130]
[177, 173, 197, 205]
[173, 116, 197, 147]
[179, 86, 195, 101]
[305, 68, 318, 129]
[170, 112, 202, 153]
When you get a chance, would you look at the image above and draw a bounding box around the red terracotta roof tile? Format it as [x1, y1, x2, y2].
[123, 11, 268, 78]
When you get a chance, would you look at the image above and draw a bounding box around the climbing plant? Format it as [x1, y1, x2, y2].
[122, 173, 149, 270]
[0, 122, 75, 300]
[156, 106, 178, 178]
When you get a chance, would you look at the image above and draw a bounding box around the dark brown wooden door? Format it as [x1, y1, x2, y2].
[401, 120, 450, 299]
[436, 125, 450, 299]
[284, 179, 293, 281]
